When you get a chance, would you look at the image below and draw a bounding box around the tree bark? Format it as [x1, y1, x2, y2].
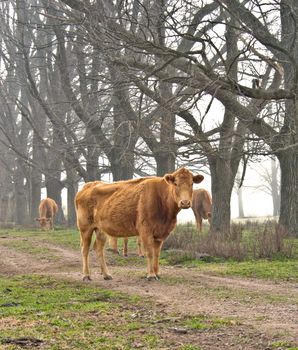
[237, 186, 245, 218]
[66, 168, 78, 227]
[271, 158, 280, 217]
[29, 130, 44, 221]
[278, 150, 298, 235]
[209, 157, 234, 235]
[45, 127, 66, 225]
[14, 160, 28, 225]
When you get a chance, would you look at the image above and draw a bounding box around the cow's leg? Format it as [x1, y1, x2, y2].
[153, 239, 163, 278]
[80, 229, 93, 281]
[141, 233, 158, 280]
[94, 230, 113, 280]
[137, 236, 144, 257]
[198, 216, 203, 232]
[108, 236, 119, 254]
[123, 237, 128, 257]
[195, 214, 202, 232]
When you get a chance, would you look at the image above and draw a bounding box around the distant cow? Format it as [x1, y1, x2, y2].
[75, 167, 204, 281]
[36, 198, 58, 230]
[108, 236, 144, 257]
[191, 189, 212, 231]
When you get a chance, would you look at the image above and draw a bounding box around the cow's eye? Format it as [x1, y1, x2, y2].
[174, 182, 178, 186]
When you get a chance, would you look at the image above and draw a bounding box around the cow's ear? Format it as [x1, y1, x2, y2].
[193, 174, 204, 183]
[164, 174, 175, 185]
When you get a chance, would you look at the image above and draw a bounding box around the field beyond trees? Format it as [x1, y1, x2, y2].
[0, 227, 297, 350]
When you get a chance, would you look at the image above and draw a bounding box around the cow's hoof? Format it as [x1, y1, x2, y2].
[104, 275, 113, 280]
[147, 275, 159, 281]
[83, 276, 92, 282]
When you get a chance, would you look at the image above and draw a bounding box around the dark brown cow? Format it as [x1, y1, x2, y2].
[36, 198, 58, 230]
[75, 167, 204, 281]
[191, 189, 212, 231]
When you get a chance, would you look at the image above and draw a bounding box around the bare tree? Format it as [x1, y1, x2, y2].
[1, 0, 297, 235]
[54, 0, 296, 234]
[255, 157, 280, 217]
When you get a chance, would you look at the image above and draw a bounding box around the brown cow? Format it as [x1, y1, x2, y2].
[36, 198, 58, 230]
[75, 167, 204, 281]
[191, 189, 212, 231]
[79, 182, 144, 257]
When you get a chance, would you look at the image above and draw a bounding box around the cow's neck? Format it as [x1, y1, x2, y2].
[157, 181, 180, 219]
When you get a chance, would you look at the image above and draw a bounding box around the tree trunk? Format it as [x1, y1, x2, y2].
[65, 167, 78, 227]
[277, 1, 298, 235]
[109, 66, 137, 182]
[278, 150, 298, 235]
[110, 148, 135, 181]
[271, 158, 280, 217]
[237, 185, 245, 218]
[30, 172, 41, 221]
[30, 131, 44, 221]
[67, 181, 77, 227]
[209, 159, 234, 235]
[86, 132, 101, 181]
[45, 175, 65, 225]
[0, 166, 13, 222]
[155, 151, 176, 176]
[14, 160, 28, 225]
[208, 18, 242, 235]
[45, 128, 66, 225]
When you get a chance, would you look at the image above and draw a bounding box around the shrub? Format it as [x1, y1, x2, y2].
[164, 221, 295, 261]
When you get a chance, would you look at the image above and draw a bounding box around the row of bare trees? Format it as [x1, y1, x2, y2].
[0, 0, 297, 235]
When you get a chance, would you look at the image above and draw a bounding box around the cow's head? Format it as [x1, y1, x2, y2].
[35, 217, 52, 230]
[164, 168, 204, 209]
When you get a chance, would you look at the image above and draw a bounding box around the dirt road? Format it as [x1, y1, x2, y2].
[1, 235, 297, 349]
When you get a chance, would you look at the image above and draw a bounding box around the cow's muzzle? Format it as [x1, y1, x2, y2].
[179, 200, 191, 209]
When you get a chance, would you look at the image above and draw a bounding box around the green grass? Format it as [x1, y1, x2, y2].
[0, 275, 160, 349]
[159, 248, 298, 282]
[0, 275, 238, 350]
[270, 341, 298, 349]
[189, 259, 298, 282]
[0, 228, 80, 250]
[185, 315, 238, 330]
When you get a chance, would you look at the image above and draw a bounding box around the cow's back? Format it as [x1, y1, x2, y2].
[39, 198, 58, 218]
[192, 189, 212, 219]
[92, 179, 150, 237]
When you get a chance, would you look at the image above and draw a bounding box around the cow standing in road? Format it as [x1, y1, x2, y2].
[75, 168, 204, 281]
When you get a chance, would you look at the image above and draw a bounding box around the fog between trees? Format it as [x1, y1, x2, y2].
[0, 0, 297, 235]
